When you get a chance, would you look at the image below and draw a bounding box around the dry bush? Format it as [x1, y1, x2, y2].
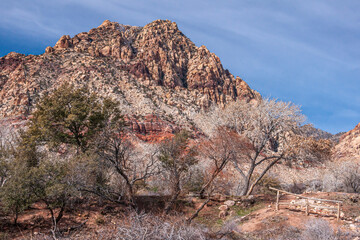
[323, 160, 360, 193]
[114, 211, 207, 240]
[182, 167, 204, 193]
[261, 219, 355, 240]
[28, 210, 242, 240]
[301, 219, 354, 240]
[302, 219, 335, 240]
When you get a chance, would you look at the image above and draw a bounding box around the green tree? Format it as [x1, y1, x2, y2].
[28, 84, 120, 153]
[0, 162, 33, 225]
[0, 134, 41, 224]
[27, 158, 75, 233]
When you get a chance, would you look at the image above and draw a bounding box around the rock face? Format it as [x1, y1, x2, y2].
[127, 114, 178, 135]
[333, 123, 360, 161]
[0, 19, 260, 138]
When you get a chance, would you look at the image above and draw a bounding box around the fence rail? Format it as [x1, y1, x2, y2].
[269, 187, 342, 221]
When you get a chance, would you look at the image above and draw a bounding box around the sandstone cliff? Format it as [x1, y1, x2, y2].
[0, 19, 260, 137]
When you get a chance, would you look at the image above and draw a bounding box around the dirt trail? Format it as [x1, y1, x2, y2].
[240, 192, 360, 235]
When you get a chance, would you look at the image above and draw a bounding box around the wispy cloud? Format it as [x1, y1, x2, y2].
[0, 0, 359, 133]
[0, 6, 63, 37]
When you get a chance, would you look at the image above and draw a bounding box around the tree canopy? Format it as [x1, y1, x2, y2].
[28, 84, 121, 153]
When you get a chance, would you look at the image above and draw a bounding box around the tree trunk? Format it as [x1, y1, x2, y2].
[14, 209, 18, 225]
[165, 177, 181, 214]
[246, 181, 257, 196]
[55, 203, 65, 224]
[245, 159, 280, 196]
[240, 176, 251, 196]
[125, 183, 135, 208]
[47, 206, 58, 237]
[199, 170, 219, 199]
[115, 167, 135, 207]
[239, 163, 255, 196]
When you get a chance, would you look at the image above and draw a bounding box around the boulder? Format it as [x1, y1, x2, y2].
[54, 35, 72, 49]
[45, 46, 54, 54]
[224, 200, 235, 207]
[101, 46, 111, 56]
[219, 210, 227, 219]
[218, 205, 228, 211]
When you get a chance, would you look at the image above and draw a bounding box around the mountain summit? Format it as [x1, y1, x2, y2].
[0, 19, 260, 136]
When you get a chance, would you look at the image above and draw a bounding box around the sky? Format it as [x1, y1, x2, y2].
[0, 0, 359, 134]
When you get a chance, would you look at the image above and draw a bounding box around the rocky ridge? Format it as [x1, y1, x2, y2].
[333, 123, 360, 161]
[0, 19, 260, 138]
[300, 124, 344, 144]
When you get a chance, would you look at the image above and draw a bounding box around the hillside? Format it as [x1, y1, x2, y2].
[333, 123, 360, 161]
[300, 124, 344, 143]
[0, 19, 260, 138]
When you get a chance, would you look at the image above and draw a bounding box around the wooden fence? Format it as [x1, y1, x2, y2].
[269, 187, 343, 221]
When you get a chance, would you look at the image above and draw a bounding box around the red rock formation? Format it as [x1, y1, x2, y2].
[127, 114, 177, 135]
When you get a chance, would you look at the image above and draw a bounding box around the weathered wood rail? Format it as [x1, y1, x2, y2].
[269, 187, 343, 221]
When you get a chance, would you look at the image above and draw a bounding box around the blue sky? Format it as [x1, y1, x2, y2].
[0, 0, 359, 134]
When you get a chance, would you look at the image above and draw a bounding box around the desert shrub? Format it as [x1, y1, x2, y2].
[272, 226, 302, 240]
[281, 179, 324, 195]
[282, 182, 306, 194]
[263, 219, 354, 240]
[302, 219, 335, 240]
[301, 219, 354, 240]
[323, 161, 360, 193]
[305, 179, 323, 192]
[95, 216, 106, 225]
[0, 232, 8, 240]
[182, 167, 204, 193]
[112, 211, 207, 240]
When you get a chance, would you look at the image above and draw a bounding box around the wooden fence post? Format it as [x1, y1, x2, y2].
[276, 190, 280, 211]
[305, 199, 309, 216]
[337, 202, 340, 221]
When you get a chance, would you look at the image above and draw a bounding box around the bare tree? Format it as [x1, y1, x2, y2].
[341, 162, 360, 193]
[324, 160, 360, 193]
[96, 122, 160, 206]
[0, 140, 11, 188]
[158, 130, 197, 213]
[220, 99, 305, 196]
[198, 128, 245, 198]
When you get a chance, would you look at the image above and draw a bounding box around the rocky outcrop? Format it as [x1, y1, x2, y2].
[54, 35, 72, 49]
[49, 19, 259, 104]
[127, 114, 177, 135]
[0, 19, 260, 138]
[333, 123, 360, 161]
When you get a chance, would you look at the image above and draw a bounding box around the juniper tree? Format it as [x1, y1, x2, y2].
[27, 84, 120, 153]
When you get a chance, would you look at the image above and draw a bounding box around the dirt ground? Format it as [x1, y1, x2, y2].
[240, 192, 360, 237]
[1, 192, 359, 239]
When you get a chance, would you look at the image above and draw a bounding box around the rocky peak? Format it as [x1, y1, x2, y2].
[0, 19, 260, 138]
[99, 19, 113, 28]
[44, 19, 259, 104]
